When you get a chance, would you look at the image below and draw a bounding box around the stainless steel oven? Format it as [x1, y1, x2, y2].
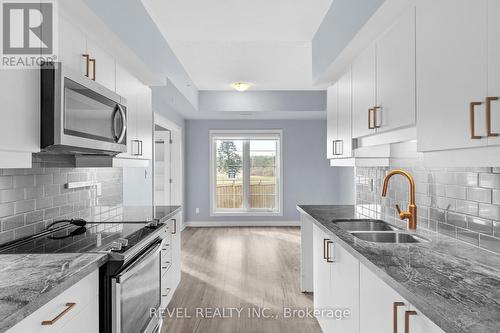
[41, 62, 127, 156]
[111, 238, 164, 333]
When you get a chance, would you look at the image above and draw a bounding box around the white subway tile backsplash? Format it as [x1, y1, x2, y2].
[0, 203, 15, 218]
[479, 173, 500, 189]
[0, 189, 24, 203]
[0, 177, 13, 190]
[479, 204, 500, 220]
[14, 200, 35, 214]
[447, 212, 467, 228]
[467, 187, 492, 203]
[13, 175, 35, 188]
[467, 216, 493, 235]
[356, 166, 500, 252]
[0, 168, 123, 245]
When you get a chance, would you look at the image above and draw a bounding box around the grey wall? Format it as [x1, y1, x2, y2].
[185, 119, 354, 223]
[0, 167, 123, 245]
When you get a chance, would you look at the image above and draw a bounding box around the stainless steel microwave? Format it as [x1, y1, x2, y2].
[41, 62, 127, 156]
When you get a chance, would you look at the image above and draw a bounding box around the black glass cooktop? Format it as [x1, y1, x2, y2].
[0, 221, 164, 255]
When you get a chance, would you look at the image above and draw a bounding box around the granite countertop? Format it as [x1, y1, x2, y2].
[298, 205, 500, 333]
[0, 205, 182, 332]
[121, 205, 182, 223]
[0, 253, 107, 333]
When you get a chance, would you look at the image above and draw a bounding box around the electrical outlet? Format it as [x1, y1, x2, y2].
[195, 208, 200, 214]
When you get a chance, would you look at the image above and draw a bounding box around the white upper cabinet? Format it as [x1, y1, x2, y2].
[352, 5, 416, 140]
[326, 84, 339, 159]
[376, 5, 416, 133]
[115, 64, 153, 160]
[59, 16, 87, 76]
[138, 85, 153, 160]
[0, 70, 40, 156]
[327, 70, 353, 160]
[352, 44, 377, 138]
[487, 0, 500, 146]
[337, 70, 353, 158]
[416, 0, 488, 152]
[86, 39, 116, 92]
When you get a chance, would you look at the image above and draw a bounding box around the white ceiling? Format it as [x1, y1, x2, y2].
[142, 0, 333, 91]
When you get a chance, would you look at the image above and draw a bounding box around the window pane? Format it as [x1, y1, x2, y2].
[216, 140, 243, 209]
[249, 140, 278, 210]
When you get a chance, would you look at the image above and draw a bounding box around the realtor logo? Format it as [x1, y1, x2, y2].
[1, 0, 58, 68]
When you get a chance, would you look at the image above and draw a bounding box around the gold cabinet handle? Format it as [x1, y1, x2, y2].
[486, 97, 499, 137]
[368, 108, 375, 129]
[171, 219, 177, 234]
[89, 58, 96, 81]
[82, 54, 90, 77]
[41, 302, 76, 326]
[393, 302, 405, 333]
[373, 106, 381, 128]
[323, 238, 329, 259]
[326, 240, 334, 263]
[470, 101, 483, 139]
[404, 310, 417, 333]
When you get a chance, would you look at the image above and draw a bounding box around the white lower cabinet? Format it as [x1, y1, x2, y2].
[360, 264, 408, 333]
[312, 229, 445, 333]
[7, 270, 99, 333]
[313, 225, 359, 333]
[313, 225, 332, 332]
[160, 213, 182, 307]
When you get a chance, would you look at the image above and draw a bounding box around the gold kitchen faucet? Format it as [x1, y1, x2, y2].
[381, 170, 417, 230]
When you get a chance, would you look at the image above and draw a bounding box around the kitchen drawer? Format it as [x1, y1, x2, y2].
[7, 270, 98, 333]
[161, 226, 172, 245]
[161, 245, 172, 269]
[55, 295, 98, 333]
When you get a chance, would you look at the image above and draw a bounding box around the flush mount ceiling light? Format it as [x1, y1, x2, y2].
[231, 82, 252, 92]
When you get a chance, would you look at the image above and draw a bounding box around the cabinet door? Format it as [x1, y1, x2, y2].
[56, 300, 99, 333]
[352, 44, 377, 138]
[487, 0, 500, 145]
[416, 0, 488, 152]
[86, 39, 116, 92]
[170, 215, 182, 290]
[0, 70, 40, 154]
[138, 85, 153, 160]
[312, 224, 331, 333]
[59, 17, 87, 76]
[115, 64, 138, 159]
[407, 308, 445, 333]
[359, 265, 407, 333]
[376, 5, 416, 133]
[337, 70, 353, 158]
[329, 241, 359, 333]
[326, 84, 339, 159]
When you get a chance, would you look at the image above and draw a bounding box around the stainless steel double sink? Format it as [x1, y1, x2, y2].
[332, 219, 429, 244]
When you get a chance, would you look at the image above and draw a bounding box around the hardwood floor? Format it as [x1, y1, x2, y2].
[162, 227, 322, 333]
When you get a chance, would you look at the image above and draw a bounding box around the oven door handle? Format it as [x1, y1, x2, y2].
[116, 239, 162, 282]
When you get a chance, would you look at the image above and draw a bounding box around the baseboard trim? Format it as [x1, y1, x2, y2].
[184, 220, 301, 227]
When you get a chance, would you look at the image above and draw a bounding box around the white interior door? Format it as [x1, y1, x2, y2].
[416, 0, 488, 152]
